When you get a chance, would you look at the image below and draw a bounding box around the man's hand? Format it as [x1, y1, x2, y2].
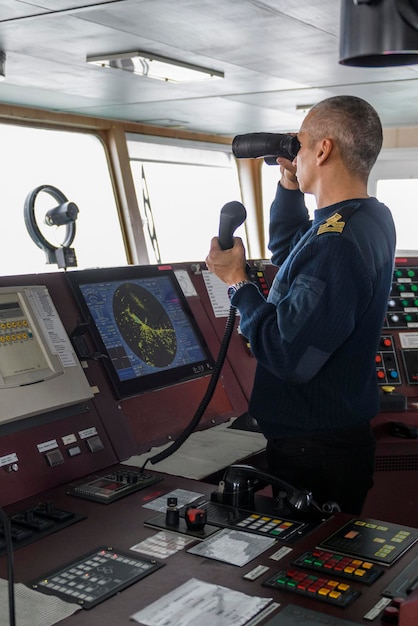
[277, 156, 299, 190]
[205, 236, 248, 286]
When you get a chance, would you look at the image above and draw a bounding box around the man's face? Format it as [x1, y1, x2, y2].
[293, 113, 317, 195]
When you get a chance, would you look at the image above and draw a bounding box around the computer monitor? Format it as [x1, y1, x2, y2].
[66, 265, 214, 399]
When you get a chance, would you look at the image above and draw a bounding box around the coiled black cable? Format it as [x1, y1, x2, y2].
[142, 305, 237, 469]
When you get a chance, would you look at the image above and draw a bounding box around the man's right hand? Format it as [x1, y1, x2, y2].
[276, 156, 299, 190]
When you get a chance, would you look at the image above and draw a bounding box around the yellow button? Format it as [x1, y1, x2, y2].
[318, 588, 330, 596]
[329, 591, 341, 599]
[381, 385, 395, 393]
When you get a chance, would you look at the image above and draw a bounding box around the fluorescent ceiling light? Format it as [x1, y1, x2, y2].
[295, 104, 313, 114]
[87, 51, 224, 83]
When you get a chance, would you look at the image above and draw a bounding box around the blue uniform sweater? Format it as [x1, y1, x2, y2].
[231, 184, 396, 439]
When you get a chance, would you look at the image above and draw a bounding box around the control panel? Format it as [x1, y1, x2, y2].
[376, 335, 402, 386]
[0, 502, 85, 556]
[0, 264, 246, 508]
[0, 404, 119, 508]
[29, 547, 165, 609]
[386, 265, 418, 329]
[1, 257, 418, 515]
[68, 468, 162, 504]
[377, 258, 418, 407]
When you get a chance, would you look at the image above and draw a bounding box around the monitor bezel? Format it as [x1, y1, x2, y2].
[66, 265, 214, 399]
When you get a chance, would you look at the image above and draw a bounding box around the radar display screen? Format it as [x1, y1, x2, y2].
[66, 265, 214, 398]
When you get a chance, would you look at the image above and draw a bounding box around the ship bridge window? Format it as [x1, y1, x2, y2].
[127, 134, 244, 263]
[369, 148, 418, 255]
[375, 179, 418, 253]
[262, 148, 418, 257]
[0, 123, 127, 276]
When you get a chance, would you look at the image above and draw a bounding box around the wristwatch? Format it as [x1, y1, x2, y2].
[227, 279, 251, 301]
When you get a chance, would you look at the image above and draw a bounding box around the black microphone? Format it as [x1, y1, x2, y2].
[218, 201, 247, 250]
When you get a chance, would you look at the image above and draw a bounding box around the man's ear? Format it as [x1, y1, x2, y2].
[316, 138, 333, 164]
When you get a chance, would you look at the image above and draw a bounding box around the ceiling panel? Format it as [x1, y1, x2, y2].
[0, 0, 417, 134]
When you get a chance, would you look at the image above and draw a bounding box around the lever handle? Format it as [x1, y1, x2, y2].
[218, 201, 247, 250]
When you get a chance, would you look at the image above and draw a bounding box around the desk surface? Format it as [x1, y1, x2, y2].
[123, 418, 267, 479]
[1, 467, 418, 625]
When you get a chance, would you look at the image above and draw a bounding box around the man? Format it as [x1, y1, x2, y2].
[205, 96, 396, 514]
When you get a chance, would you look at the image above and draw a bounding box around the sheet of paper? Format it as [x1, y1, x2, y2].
[187, 528, 276, 567]
[0, 579, 80, 626]
[130, 530, 195, 559]
[202, 270, 231, 318]
[24, 286, 77, 367]
[174, 269, 198, 297]
[130, 577, 272, 626]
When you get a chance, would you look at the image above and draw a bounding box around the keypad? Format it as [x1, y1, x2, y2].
[186, 500, 308, 542]
[30, 547, 164, 609]
[263, 569, 361, 607]
[236, 513, 298, 537]
[293, 550, 383, 585]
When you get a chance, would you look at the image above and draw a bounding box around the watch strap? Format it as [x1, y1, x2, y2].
[227, 279, 251, 300]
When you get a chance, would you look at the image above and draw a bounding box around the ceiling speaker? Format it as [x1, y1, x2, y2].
[339, 0, 418, 66]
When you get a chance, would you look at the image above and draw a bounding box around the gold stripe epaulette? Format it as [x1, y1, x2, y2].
[317, 212, 346, 235]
